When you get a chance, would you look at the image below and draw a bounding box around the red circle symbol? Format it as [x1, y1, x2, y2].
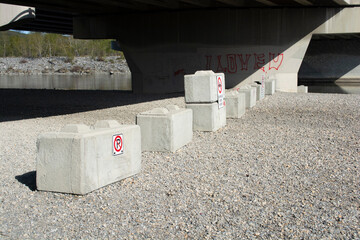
[114, 135, 123, 152]
[218, 76, 223, 94]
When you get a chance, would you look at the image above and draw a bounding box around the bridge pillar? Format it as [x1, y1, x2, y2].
[273, 34, 313, 92]
[74, 7, 359, 94]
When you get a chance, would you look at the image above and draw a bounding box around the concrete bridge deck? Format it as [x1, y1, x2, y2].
[2, 0, 359, 34]
[1, 1, 360, 93]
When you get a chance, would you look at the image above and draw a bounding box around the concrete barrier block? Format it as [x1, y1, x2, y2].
[186, 102, 226, 132]
[184, 71, 225, 103]
[225, 91, 246, 118]
[251, 83, 265, 101]
[297, 85, 308, 93]
[237, 86, 256, 109]
[36, 121, 141, 195]
[265, 79, 276, 95]
[136, 105, 193, 152]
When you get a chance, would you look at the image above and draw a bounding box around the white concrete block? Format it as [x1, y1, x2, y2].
[36, 121, 141, 195]
[225, 91, 246, 119]
[265, 79, 276, 95]
[184, 71, 225, 103]
[297, 85, 308, 93]
[136, 105, 193, 152]
[251, 83, 265, 101]
[237, 86, 256, 109]
[186, 102, 226, 132]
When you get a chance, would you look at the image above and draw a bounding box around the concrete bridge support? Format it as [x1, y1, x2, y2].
[73, 7, 360, 93]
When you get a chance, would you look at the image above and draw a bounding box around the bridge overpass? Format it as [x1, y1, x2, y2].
[1, 0, 360, 93]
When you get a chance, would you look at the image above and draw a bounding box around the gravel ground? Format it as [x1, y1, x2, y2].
[0, 90, 359, 239]
[0, 56, 130, 75]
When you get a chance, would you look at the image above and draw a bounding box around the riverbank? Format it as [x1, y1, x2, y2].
[0, 56, 130, 75]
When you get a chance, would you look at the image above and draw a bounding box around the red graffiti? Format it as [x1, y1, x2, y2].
[216, 55, 227, 72]
[254, 53, 265, 71]
[206, 52, 284, 74]
[226, 54, 237, 73]
[237, 54, 251, 71]
[174, 68, 185, 76]
[269, 53, 284, 70]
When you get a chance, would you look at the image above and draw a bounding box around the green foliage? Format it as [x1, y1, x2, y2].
[0, 31, 123, 58]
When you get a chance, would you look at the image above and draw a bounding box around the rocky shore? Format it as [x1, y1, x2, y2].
[0, 56, 130, 75]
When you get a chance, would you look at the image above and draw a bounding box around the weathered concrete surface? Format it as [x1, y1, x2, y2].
[225, 91, 245, 119]
[36, 121, 141, 195]
[237, 86, 256, 109]
[186, 102, 226, 132]
[136, 105, 193, 152]
[184, 71, 221, 103]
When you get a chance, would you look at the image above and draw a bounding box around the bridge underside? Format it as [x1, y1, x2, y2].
[1, 1, 360, 93]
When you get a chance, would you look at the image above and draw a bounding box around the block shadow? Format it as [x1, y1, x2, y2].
[15, 171, 37, 191]
[0, 89, 183, 122]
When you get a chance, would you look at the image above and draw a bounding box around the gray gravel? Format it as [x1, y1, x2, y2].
[0, 91, 359, 239]
[0, 56, 130, 75]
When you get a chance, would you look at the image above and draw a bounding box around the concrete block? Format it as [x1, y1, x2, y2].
[36, 120, 141, 195]
[265, 79, 276, 95]
[184, 71, 225, 103]
[251, 83, 265, 101]
[136, 105, 193, 152]
[186, 102, 226, 132]
[237, 86, 256, 109]
[297, 85, 308, 93]
[225, 91, 246, 118]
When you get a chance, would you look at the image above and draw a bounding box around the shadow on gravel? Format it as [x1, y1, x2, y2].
[0, 89, 183, 122]
[15, 171, 37, 191]
[298, 80, 347, 94]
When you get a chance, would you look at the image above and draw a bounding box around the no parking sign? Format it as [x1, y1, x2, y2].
[216, 75, 225, 109]
[112, 134, 124, 155]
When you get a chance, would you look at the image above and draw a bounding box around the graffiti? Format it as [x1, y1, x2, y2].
[226, 54, 237, 73]
[238, 54, 251, 71]
[254, 53, 265, 71]
[174, 68, 185, 76]
[205, 52, 284, 73]
[269, 53, 284, 70]
[216, 55, 226, 72]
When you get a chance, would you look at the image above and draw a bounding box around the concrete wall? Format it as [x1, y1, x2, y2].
[0, 73, 132, 91]
[74, 7, 360, 93]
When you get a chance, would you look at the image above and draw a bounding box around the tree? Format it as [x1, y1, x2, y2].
[0, 31, 123, 58]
